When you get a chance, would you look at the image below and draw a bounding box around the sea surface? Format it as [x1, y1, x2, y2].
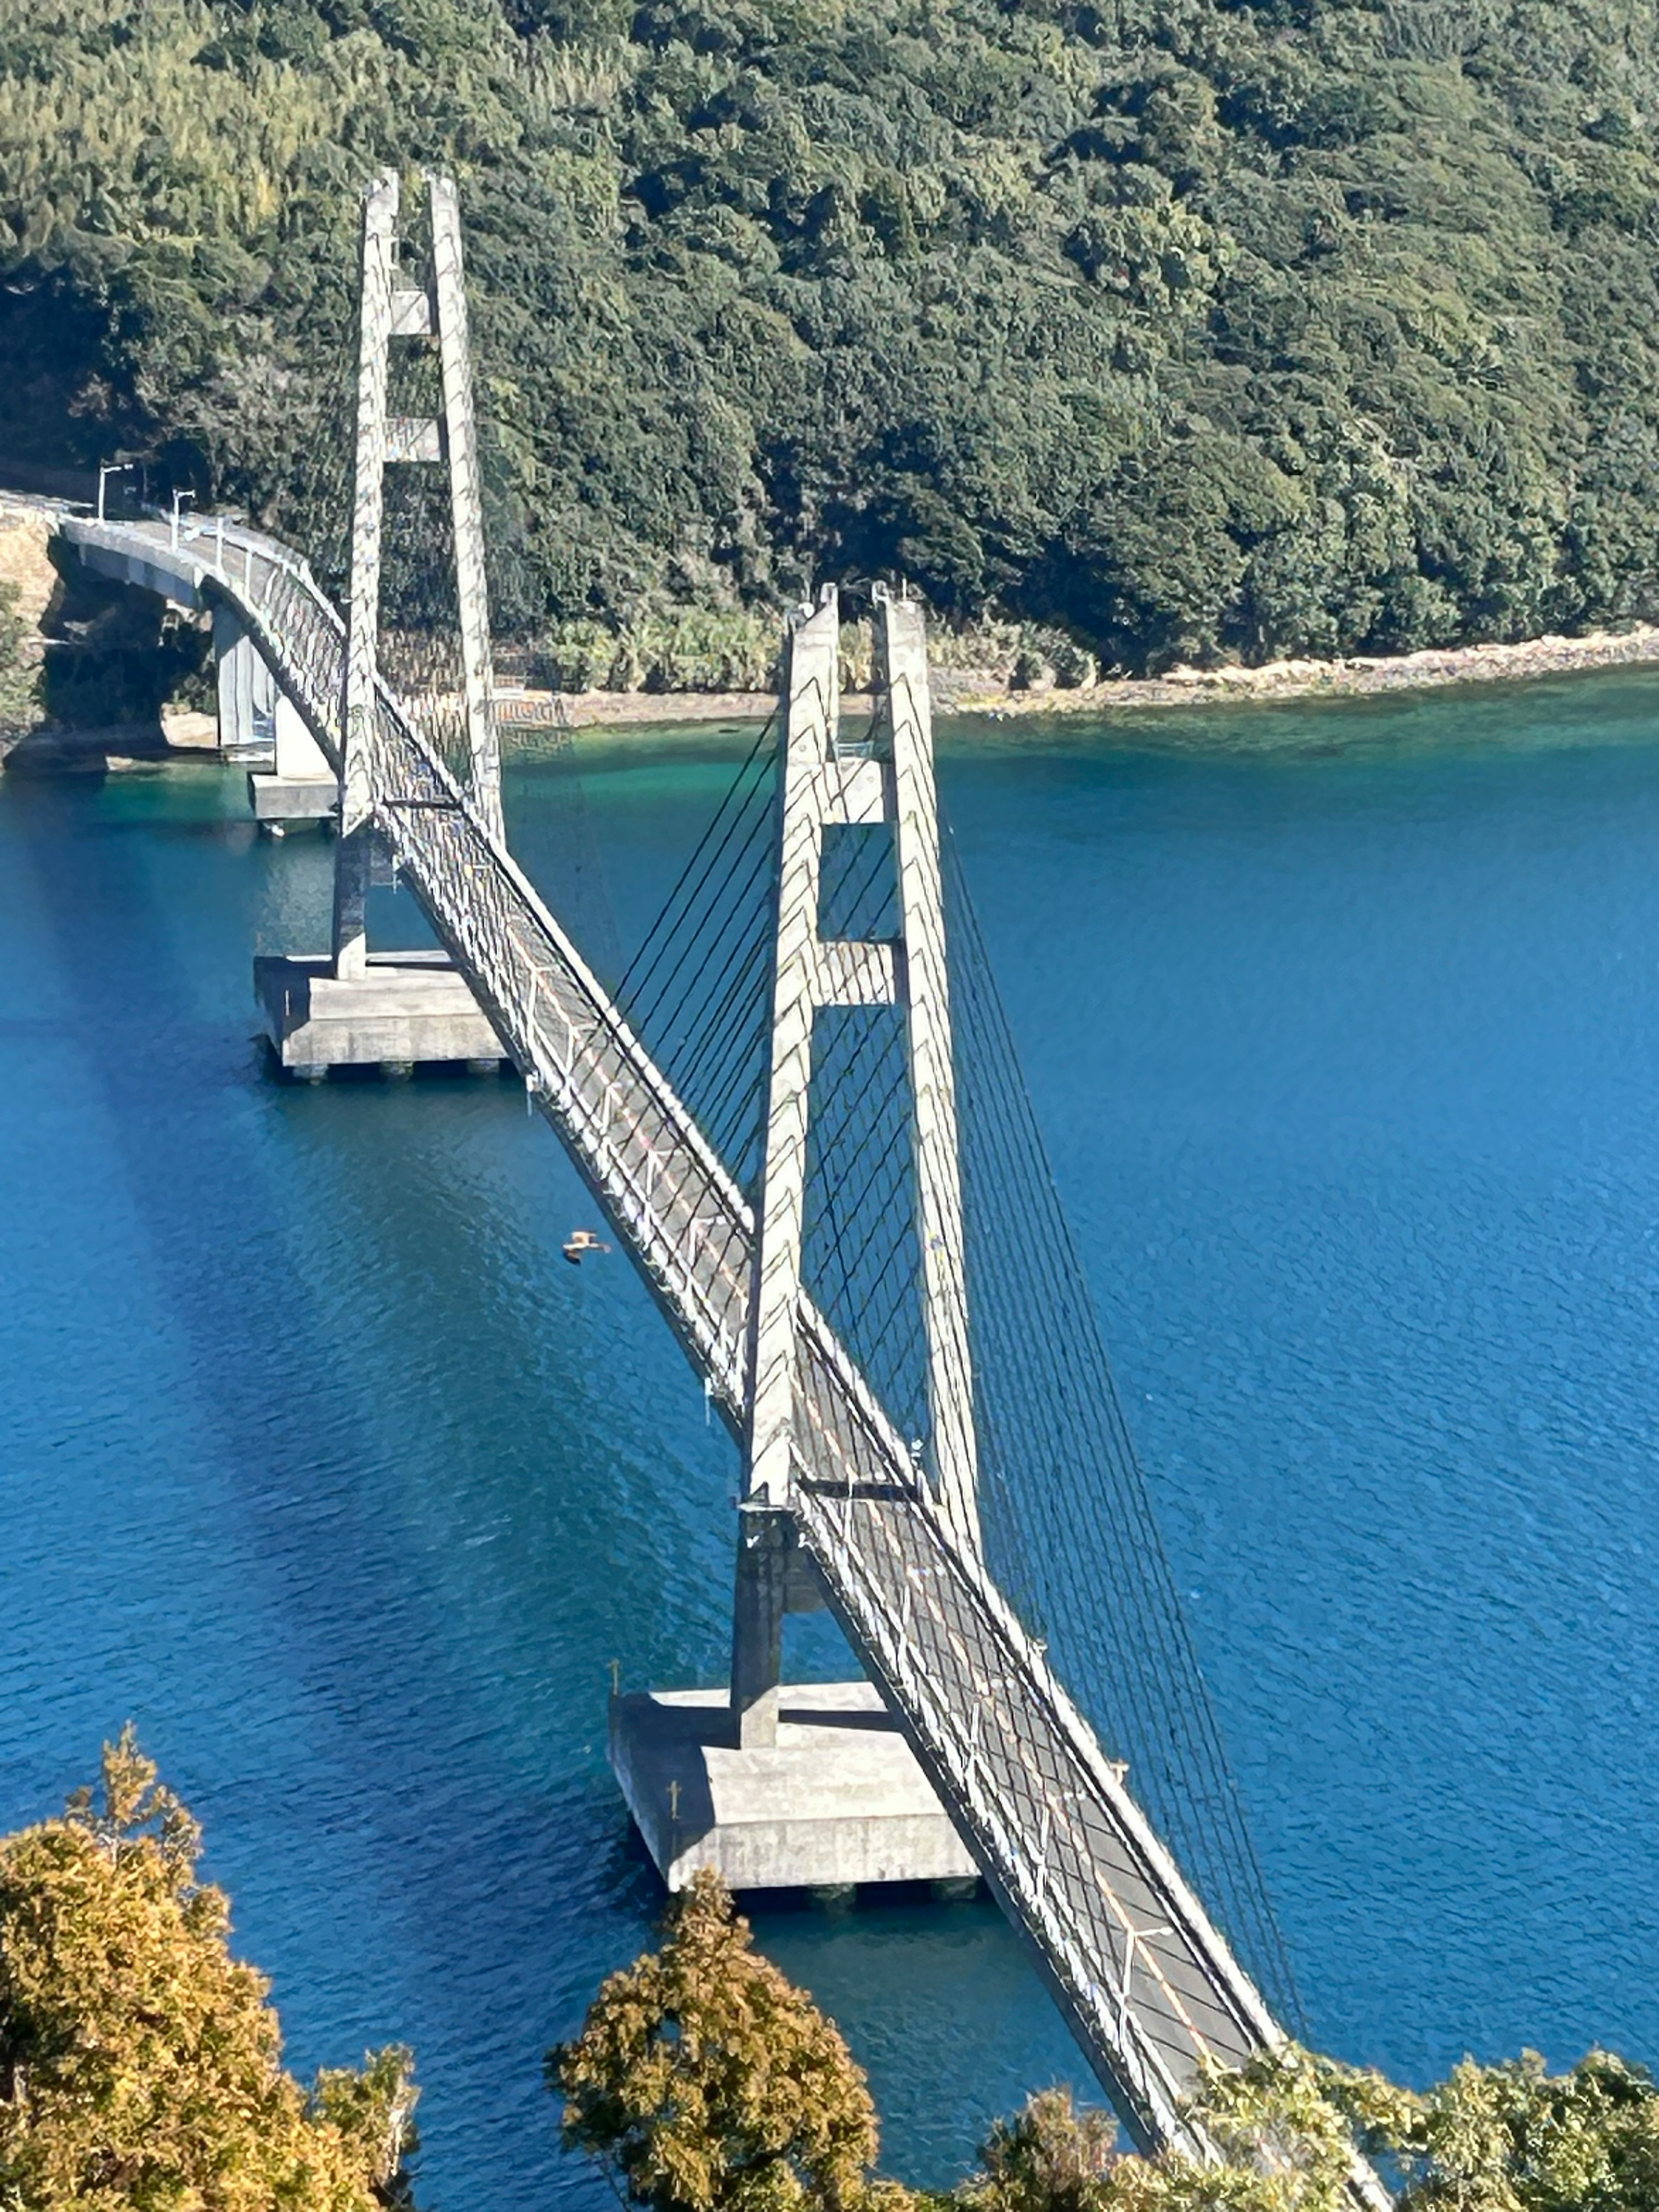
[5, 669, 1659, 2207]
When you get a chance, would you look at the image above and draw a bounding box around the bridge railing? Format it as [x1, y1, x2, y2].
[800, 1478, 1207, 2141]
[59, 511, 1389, 2204]
[213, 512, 1290, 2158]
[166, 511, 760, 1415]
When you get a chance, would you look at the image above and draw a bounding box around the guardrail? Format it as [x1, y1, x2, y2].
[58, 513, 1388, 2198]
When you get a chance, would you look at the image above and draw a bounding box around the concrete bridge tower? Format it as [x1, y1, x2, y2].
[254, 169, 508, 1077]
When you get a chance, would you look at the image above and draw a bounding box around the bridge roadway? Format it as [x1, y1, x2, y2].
[64, 513, 1385, 2189]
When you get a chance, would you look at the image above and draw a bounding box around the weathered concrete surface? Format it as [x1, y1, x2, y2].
[255, 950, 506, 1074]
[70, 528, 205, 612]
[249, 771, 339, 823]
[215, 603, 277, 760]
[609, 1681, 979, 1891]
[249, 693, 337, 821]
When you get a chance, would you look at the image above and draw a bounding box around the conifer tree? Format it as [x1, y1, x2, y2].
[0, 1726, 416, 2212]
[550, 1869, 895, 2212]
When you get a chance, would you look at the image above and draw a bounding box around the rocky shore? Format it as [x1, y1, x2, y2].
[953, 624, 1659, 718]
[10, 484, 1659, 754]
[539, 623, 1659, 735]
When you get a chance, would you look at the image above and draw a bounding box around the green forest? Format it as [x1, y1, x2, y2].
[6, 0, 1659, 674]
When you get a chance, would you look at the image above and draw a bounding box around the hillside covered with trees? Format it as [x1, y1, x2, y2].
[6, 0, 1659, 676]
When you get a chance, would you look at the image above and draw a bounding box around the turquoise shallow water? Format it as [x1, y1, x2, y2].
[5, 668, 1659, 2205]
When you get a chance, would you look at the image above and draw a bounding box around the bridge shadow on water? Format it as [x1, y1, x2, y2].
[0, 763, 1088, 2210]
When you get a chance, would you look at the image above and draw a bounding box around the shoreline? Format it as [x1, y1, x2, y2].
[514, 621, 1659, 737]
[8, 619, 1659, 773]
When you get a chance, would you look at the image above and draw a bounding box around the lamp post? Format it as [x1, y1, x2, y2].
[96, 462, 133, 524]
[170, 488, 195, 550]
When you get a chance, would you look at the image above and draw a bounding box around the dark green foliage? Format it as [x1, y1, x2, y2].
[33, 553, 212, 730]
[8, 0, 1659, 670]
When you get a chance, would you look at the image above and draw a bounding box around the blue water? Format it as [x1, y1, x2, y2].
[5, 670, 1659, 2206]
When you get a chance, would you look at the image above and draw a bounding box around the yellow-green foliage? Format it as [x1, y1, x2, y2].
[550, 1869, 895, 2212]
[1324, 2046, 1659, 2212]
[962, 2046, 1659, 2212]
[959, 2059, 1355, 2212]
[534, 608, 783, 691]
[0, 1, 385, 255]
[0, 1728, 416, 2212]
[559, 1887, 1659, 2212]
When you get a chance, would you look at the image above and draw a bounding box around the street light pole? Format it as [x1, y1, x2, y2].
[96, 462, 131, 523]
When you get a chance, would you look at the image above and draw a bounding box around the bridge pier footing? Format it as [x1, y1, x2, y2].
[608, 1681, 979, 1894]
[248, 693, 337, 826]
[254, 950, 507, 1077]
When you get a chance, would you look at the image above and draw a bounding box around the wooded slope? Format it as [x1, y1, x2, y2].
[6, 0, 1659, 672]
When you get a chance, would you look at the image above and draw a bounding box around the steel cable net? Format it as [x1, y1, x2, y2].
[619, 715, 1304, 2037]
[379, 273, 474, 792]
[617, 720, 782, 1189]
[280, 162, 1308, 2044]
[282, 351, 355, 606]
[940, 833, 1305, 2035]
[290, 210, 627, 980]
[799, 810, 930, 1456]
[271, 198, 365, 607]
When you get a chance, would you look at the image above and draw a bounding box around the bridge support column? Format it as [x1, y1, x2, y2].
[220, 601, 341, 824]
[740, 579, 980, 1563]
[331, 829, 373, 981]
[248, 692, 338, 828]
[617, 1498, 977, 1892]
[214, 604, 278, 761]
[430, 173, 503, 842]
[731, 1511, 788, 1749]
[609, 579, 991, 1888]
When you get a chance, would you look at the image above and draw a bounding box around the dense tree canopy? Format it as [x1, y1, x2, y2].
[550, 1869, 893, 2212]
[964, 2047, 1659, 2212]
[0, 1728, 416, 2212]
[6, 0, 1659, 671]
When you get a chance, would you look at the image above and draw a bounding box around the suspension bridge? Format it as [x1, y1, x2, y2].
[55, 170, 1386, 2196]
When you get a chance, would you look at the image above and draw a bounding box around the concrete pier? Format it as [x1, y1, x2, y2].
[609, 1681, 979, 1892]
[248, 695, 338, 827]
[215, 604, 278, 762]
[255, 949, 507, 1076]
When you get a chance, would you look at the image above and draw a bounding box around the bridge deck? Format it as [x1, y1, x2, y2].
[61, 513, 1380, 2185]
